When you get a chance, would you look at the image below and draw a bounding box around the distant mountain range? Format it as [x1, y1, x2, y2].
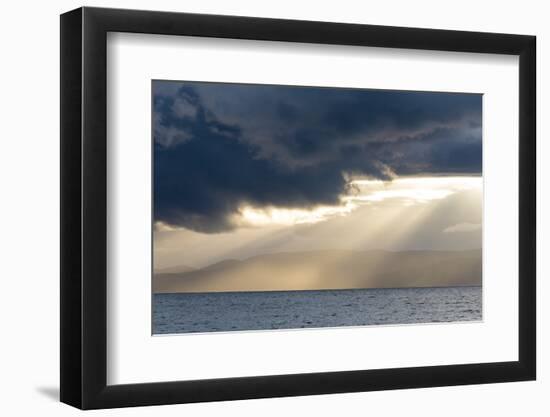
[155, 264, 196, 275]
[153, 249, 481, 293]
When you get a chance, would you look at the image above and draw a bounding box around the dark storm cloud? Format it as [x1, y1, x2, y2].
[360, 125, 482, 175]
[153, 81, 482, 232]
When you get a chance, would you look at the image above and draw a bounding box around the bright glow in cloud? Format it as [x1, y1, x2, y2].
[348, 176, 482, 204]
[154, 221, 178, 232]
[349, 188, 454, 203]
[236, 176, 481, 227]
[238, 203, 356, 227]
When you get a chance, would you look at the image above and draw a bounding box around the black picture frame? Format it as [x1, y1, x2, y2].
[60, 6, 536, 410]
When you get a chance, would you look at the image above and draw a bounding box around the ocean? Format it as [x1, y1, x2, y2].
[152, 286, 482, 335]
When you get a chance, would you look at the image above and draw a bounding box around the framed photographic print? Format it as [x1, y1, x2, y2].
[60, 7, 536, 409]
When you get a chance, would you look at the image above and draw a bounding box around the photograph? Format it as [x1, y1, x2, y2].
[53, 4, 538, 411]
[152, 80, 483, 335]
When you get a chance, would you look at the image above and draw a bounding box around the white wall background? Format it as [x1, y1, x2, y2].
[0, 0, 545, 415]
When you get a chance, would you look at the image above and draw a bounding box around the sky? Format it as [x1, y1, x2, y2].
[153, 80, 482, 271]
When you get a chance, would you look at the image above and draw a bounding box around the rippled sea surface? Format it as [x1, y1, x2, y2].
[153, 286, 482, 335]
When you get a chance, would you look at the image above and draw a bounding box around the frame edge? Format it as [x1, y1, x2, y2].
[518, 34, 537, 380]
[60, 7, 84, 409]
